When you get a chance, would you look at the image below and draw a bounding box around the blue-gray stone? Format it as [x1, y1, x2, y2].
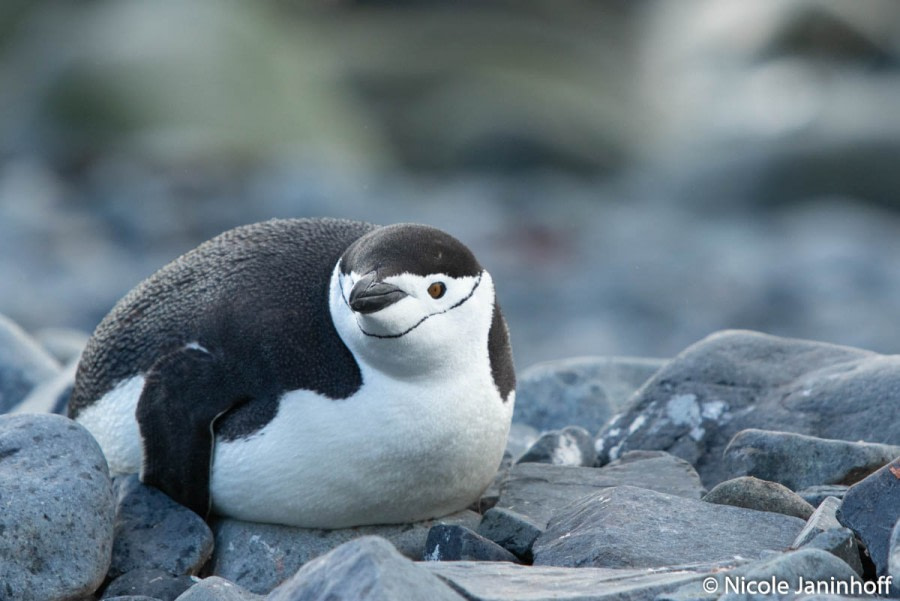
[101, 569, 194, 601]
[174, 577, 262, 601]
[423, 524, 519, 563]
[517, 426, 596, 467]
[477, 507, 544, 560]
[792, 496, 842, 548]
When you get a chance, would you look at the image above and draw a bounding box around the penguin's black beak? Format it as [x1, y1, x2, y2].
[348, 272, 408, 314]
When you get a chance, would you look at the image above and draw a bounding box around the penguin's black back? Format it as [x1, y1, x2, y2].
[69, 218, 377, 436]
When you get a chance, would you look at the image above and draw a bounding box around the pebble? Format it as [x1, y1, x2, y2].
[0, 313, 61, 412]
[208, 510, 480, 594]
[266, 536, 464, 601]
[532, 485, 805, 568]
[476, 507, 544, 560]
[596, 330, 900, 487]
[836, 457, 900, 578]
[100, 569, 194, 600]
[724, 428, 900, 490]
[516, 425, 596, 467]
[109, 474, 214, 578]
[0, 413, 115, 601]
[423, 524, 519, 563]
[701, 476, 815, 520]
[513, 356, 665, 433]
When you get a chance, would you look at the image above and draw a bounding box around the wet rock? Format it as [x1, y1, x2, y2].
[836, 458, 900, 577]
[497, 450, 705, 528]
[423, 524, 519, 563]
[174, 576, 262, 601]
[532, 485, 804, 568]
[0, 313, 61, 412]
[792, 496, 842, 548]
[267, 536, 464, 601]
[596, 330, 900, 487]
[477, 506, 544, 560]
[109, 475, 214, 578]
[101, 569, 194, 600]
[209, 510, 480, 594]
[724, 428, 900, 490]
[0, 413, 115, 601]
[702, 476, 815, 519]
[517, 426, 596, 467]
[513, 356, 665, 433]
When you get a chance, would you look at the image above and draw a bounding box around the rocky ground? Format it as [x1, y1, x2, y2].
[1, 313, 899, 601]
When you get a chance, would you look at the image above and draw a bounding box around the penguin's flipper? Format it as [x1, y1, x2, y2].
[136, 346, 246, 518]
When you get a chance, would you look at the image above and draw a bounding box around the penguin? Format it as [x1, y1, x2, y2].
[67, 217, 516, 528]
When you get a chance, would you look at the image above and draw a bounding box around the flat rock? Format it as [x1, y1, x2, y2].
[513, 356, 665, 433]
[110, 474, 214, 578]
[724, 428, 900, 490]
[0, 313, 61, 412]
[596, 330, 900, 487]
[424, 561, 719, 601]
[532, 485, 804, 568]
[516, 426, 596, 467]
[836, 457, 900, 577]
[0, 413, 115, 601]
[423, 524, 519, 563]
[792, 496, 842, 548]
[174, 577, 263, 601]
[101, 569, 194, 600]
[477, 507, 544, 560]
[267, 536, 464, 601]
[702, 476, 814, 519]
[497, 450, 705, 528]
[209, 510, 480, 594]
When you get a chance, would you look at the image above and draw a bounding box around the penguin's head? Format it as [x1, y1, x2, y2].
[330, 223, 497, 377]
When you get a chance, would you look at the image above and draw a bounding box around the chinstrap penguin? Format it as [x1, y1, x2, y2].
[68, 218, 515, 528]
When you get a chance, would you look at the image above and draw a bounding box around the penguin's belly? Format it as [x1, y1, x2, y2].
[209, 377, 513, 528]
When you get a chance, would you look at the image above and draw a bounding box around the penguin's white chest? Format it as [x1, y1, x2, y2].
[208, 368, 513, 528]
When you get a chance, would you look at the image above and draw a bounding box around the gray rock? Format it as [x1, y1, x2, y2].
[424, 561, 719, 601]
[513, 356, 665, 433]
[798, 485, 849, 506]
[596, 330, 900, 487]
[174, 577, 263, 601]
[110, 474, 214, 578]
[34, 327, 89, 365]
[836, 457, 900, 577]
[267, 536, 464, 601]
[517, 426, 596, 467]
[0, 313, 61, 412]
[0, 413, 115, 601]
[792, 497, 842, 548]
[803, 528, 864, 576]
[702, 476, 815, 519]
[497, 450, 705, 528]
[104, 597, 165, 601]
[532, 485, 804, 568]
[209, 510, 480, 594]
[423, 524, 519, 563]
[101, 569, 194, 600]
[477, 507, 544, 560]
[12, 359, 76, 414]
[724, 428, 900, 491]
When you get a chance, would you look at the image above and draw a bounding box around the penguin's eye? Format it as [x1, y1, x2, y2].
[427, 282, 446, 299]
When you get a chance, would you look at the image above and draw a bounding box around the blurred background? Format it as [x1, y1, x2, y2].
[2, 0, 900, 371]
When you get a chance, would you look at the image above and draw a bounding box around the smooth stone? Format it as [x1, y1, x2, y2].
[803, 528, 864, 576]
[423, 524, 519, 563]
[702, 476, 815, 519]
[174, 577, 263, 601]
[513, 356, 665, 433]
[267, 536, 464, 601]
[517, 426, 596, 467]
[792, 497, 842, 548]
[477, 507, 544, 560]
[209, 510, 480, 594]
[101, 569, 194, 600]
[532, 485, 804, 568]
[12, 359, 76, 414]
[0, 313, 61, 412]
[423, 561, 720, 601]
[0, 413, 115, 601]
[596, 330, 900, 487]
[497, 450, 705, 528]
[110, 474, 214, 578]
[34, 327, 89, 364]
[836, 458, 900, 577]
[724, 428, 900, 490]
[798, 485, 849, 506]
